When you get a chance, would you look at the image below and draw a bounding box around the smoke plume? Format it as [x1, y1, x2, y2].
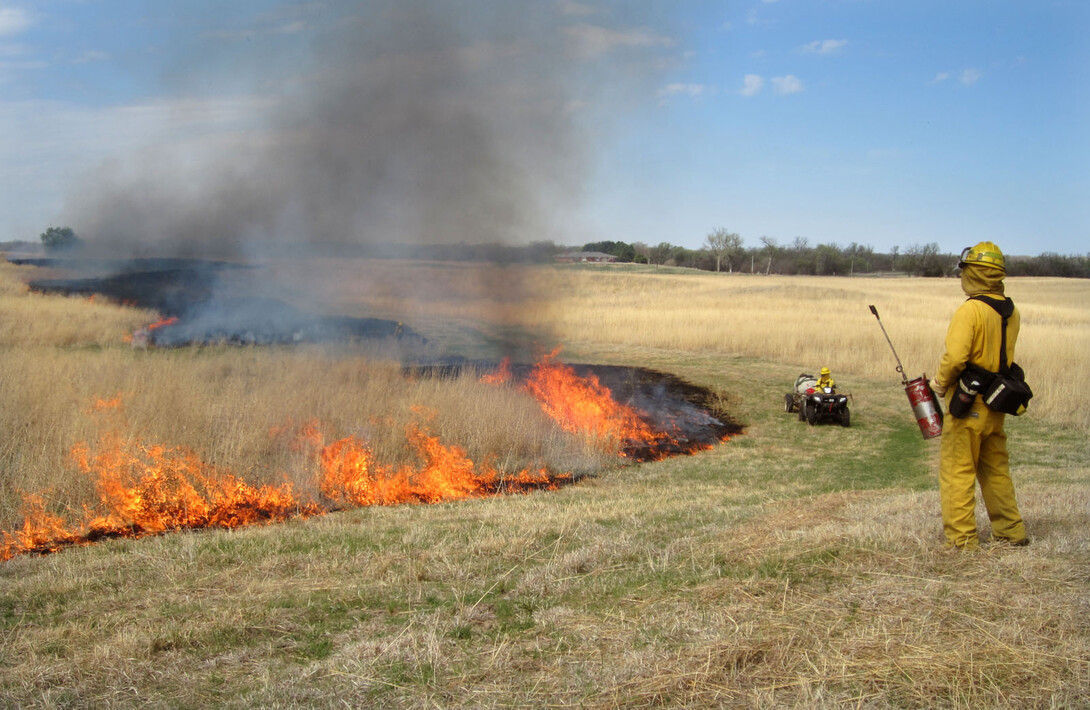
[67, 1, 674, 260]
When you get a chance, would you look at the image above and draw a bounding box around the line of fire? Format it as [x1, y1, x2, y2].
[2, 260, 742, 562]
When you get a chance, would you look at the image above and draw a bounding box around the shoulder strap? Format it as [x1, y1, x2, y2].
[968, 295, 1014, 374]
[970, 294, 1014, 319]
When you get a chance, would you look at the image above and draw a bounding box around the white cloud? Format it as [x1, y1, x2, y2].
[740, 74, 764, 96]
[771, 75, 803, 94]
[931, 70, 980, 86]
[801, 39, 848, 55]
[0, 7, 31, 37]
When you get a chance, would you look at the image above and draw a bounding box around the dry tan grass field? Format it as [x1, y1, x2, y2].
[1, 255, 1087, 708]
[254, 258, 1090, 430]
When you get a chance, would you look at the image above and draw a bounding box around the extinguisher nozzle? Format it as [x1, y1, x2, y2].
[869, 305, 879, 317]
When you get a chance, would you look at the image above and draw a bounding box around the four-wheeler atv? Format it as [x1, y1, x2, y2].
[784, 373, 852, 427]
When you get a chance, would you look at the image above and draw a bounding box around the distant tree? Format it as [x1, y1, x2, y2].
[40, 226, 83, 252]
[813, 243, 846, 275]
[902, 242, 948, 277]
[759, 236, 778, 274]
[1007, 251, 1090, 278]
[584, 240, 636, 262]
[648, 241, 675, 266]
[704, 228, 743, 273]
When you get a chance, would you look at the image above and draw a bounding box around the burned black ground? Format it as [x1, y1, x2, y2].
[20, 257, 417, 346]
[406, 360, 743, 462]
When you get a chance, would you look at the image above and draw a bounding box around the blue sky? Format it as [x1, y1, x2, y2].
[1, 1, 1086, 257]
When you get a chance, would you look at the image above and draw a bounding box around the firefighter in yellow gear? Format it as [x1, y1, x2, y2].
[930, 241, 1028, 549]
[814, 367, 835, 390]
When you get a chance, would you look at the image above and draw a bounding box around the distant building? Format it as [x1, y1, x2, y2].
[554, 251, 618, 263]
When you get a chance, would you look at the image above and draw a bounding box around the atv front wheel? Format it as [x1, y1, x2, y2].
[840, 408, 851, 427]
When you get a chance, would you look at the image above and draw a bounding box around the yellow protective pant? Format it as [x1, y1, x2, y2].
[938, 403, 1026, 549]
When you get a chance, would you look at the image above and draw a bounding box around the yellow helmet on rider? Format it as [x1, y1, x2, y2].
[820, 367, 831, 377]
[958, 241, 1005, 273]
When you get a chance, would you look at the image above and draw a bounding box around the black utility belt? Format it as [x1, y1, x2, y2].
[951, 363, 1032, 418]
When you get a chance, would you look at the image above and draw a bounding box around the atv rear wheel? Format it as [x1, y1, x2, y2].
[784, 393, 795, 413]
[798, 400, 807, 421]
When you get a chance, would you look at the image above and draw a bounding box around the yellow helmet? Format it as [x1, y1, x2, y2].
[820, 367, 831, 376]
[958, 241, 1005, 272]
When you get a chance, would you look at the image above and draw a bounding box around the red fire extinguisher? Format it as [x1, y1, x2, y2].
[869, 305, 944, 440]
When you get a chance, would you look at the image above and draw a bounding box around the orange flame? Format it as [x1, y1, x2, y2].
[125, 316, 179, 345]
[90, 395, 124, 412]
[312, 420, 563, 507]
[482, 348, 683, 459]
[479, 356, 512, 385]
[524, 349, 656, 443]
[1, 402, 568, 561]
[149, 316, 178, 330]
[71, 434, 310, 535]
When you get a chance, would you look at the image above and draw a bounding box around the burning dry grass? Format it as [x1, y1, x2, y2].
[0, 346, 615, 541]
[1, 256, 1087, 707]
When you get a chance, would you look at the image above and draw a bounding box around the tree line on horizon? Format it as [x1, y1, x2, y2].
[578, 233, 1090, 279]
[2, 226, 1087, 278]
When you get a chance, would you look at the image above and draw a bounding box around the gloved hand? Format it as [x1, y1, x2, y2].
[931, 383, 946, 397]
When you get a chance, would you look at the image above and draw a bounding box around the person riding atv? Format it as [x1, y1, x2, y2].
[784, 368, 851, 427]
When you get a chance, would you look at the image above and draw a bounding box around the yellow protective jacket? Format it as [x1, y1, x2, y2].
[933, 266, 1019, 394]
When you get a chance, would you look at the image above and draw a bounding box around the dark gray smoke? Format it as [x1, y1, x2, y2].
[67, 1, 676, 260]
